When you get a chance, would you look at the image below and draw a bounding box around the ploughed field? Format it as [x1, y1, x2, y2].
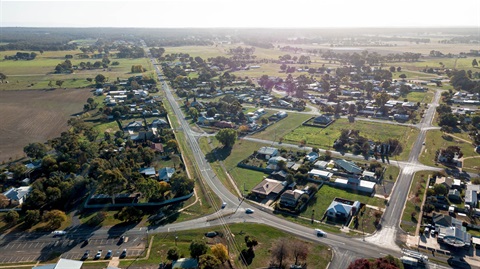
[0, 88, 92, 162]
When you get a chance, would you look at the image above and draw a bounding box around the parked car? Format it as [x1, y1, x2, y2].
[205, 231, 218, 238]
[105, 250, 112, 259]
[52, 230, 67, 236]
[118, 236, 125, 244]
[120, 249, 127, 258]
[94, 250, 102, 260]
[245, 208, 254, 214]
[221, 202, 227, 209]
[81, 250, 89, 260]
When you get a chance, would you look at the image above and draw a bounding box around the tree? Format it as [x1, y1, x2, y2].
[190, 240, 208, 259]
[399, 74, 407, 79]
[55, 80, 64, 87]
[291, 240, 309, 265]
[24, 209, 41, 227]
[115, 207, 143, 222]
[473, 59, 478, 67]
[43, 210, 67, 229]
[215, 129, 237, 148]
[434, 184, 447, 196]
[4, 210, 19, 225]
[211, 243, 229, 263]
[348, 103, 356, 115]
[170, 173, 194, 197]
[245, 235, 258, 248]
[98, 169, 127, 204]
[95, 74, 106, 84]
[188, 107, 199, 121]
[167, 246, 180, 261]
[0, 73, 6, 83]
[396, 66, 402, 72]
[24, 142, 47, 160]
[0, 194, 8, 208]
[166, 139, 179, 153]
[270, 238, 289, 269]
[198, 254, 221, 269]
[389, 66, 396, 72]
[375, 92, 390, 108]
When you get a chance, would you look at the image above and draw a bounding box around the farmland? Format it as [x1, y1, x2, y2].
[0, 88, 92, 162]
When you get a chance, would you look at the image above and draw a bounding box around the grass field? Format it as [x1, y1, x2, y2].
[0, 88, 93, 162]
[119, 223, 332, 269]
[251, 113, 312, 141]
[401, 171, 430, 234]
[0, 50, 154, 91]
[418, 130, 479, 167]
[283, 118, 419, 160]
[404, 90, 434, 103]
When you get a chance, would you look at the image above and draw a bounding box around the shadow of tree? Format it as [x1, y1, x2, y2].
[205, 147, 232, 163]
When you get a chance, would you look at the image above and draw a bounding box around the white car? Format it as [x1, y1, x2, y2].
[52, 230, 67, 236]
[245, 208, 254, 214]
[315, 229, 326, 237]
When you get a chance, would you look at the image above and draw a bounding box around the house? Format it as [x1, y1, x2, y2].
[334, 177, 376, 194]
[465, 184, 480, 207]
[433, 214, 471, 248]
[279, 189, 305, 207]
[335, 159, 362, 175]
[270, 170, 288, 181]
[3, 186, 32, 205]
[172, 258, 198, 269]
[125, 121, 143, 131]
[32, 258, 83, 269]
[150, 143, 164, 153]
[251, 178, 285, 199]
[139, 167, 156, 177]
[305, 152, 319, 162]
[158, 167, 175, 182]
[214, 121, 235, 129]
[268, 156, 287, 165]
[276, 111, 288, 119]
[256, 147, 279, 160]
[151, 119, 168, 127]
[362, 170, 378, 183]
[95, 88, 104, 95]
[435, 177, 453, 190]
[448, 189, 461, 202]
[313, 160, 329, 170]
[308, 169, 333, 181]
[325, 198, 361, 221]
[313, 115, 333, 125]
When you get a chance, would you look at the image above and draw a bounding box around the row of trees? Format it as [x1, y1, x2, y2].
[4, 51, 37, 60]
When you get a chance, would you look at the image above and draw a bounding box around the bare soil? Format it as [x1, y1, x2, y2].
[0, 88, 93, 162]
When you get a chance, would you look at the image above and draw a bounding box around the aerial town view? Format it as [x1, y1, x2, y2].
[0, 1, 479, 268]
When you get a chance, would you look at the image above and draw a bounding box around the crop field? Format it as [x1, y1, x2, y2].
[0, 50, 154, 91]
[283, 118, 418, 160]
[0, 88, 92, 162]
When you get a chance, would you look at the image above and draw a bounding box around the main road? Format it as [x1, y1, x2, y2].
[141, 41, 449, 268]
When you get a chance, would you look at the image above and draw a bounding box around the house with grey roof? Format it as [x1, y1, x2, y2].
[158, 167, 175, 182]
[433, 214, 471, 248]
[33, 258, 83, 269]
[3, 186, 32, 205]
[279, 189, 305, 208]
[335, 159, 362, 175]
[465, 184, 480, 208]
[256, 147, 279, 160]
[308, 169, 333, 181]
[172, 258, 198, 269]
[325, 198, 361, 223]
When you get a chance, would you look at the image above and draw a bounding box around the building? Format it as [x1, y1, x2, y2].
[256, 147, 279, 160]
[313, 115, 333, 125]
[158, 167, 175, 182]
[433, 214, 471, 248]
[313, 160, 329, 170]
[305, 152, 319, 162]
[334, 177, 376, 194]
[308, 169, 333, 181]
[279, 189, 305, 208]
[362, 170, 378, 182]
[3, 186, 32, 205]
[325, 198, 361, 222]
[33, 258, 83, 269]
[465, 184, 480, 208]
[435, 177, 453, 190]
[251, 178, 285, 200]
[139, 167, 156, 177]
[335, 159, 362, 175]
[172, 258, 198, 269]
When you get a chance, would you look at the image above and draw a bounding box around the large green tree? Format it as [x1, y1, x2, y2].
[198, 254, 221, 269]
[98, 169, 127, 204]
[190, 240, 208, 259]
[215, 129, 237, 148]
[24, 142, 48, 160]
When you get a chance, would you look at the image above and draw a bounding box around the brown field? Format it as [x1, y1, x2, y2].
[0, 88, 92, 162]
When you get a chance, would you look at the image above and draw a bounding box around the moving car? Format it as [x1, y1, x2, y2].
[245, 208, 254, 214]
[315, 229, 327, 237]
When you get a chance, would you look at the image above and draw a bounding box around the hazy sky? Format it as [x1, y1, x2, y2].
[1, 0, 480, 28]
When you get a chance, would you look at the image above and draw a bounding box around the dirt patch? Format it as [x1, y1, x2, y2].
[0, 88, 93, 162]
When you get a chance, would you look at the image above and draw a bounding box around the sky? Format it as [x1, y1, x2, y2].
[1, 0, 480, 28]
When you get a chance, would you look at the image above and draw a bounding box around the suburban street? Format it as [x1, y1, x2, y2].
[0, 43, 454, 269]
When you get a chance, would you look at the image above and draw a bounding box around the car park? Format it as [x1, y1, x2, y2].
[245, 208, 254, 214]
